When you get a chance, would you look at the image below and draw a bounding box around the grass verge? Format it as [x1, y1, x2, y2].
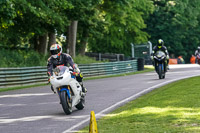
[80, 76, 200, 133]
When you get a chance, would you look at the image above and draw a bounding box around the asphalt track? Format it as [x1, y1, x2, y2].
[0, 64, 200, 133]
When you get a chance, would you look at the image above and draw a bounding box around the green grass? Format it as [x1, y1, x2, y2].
[80, 76, 200, 133]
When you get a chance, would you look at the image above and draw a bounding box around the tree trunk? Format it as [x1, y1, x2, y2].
[38, 33, 48, 55]
[79, 29, 89, 56]
[48, 32, 56, 47]
[33, 35, 39, 52]
[66, 30, 69, 54]
[68, 21, 78, 58]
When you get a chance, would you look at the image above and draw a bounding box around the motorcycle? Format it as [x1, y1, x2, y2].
[196, 53, 200, 65]
[153, 51, 167, 79]
[50, 66, 85, 115]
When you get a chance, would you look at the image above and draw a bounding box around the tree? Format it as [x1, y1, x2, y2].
[68, 21, 78, 57]
[0, 0, 71, 54]
[88, 0, 154, 56]
[146, 0, 200, 62]
[64, 0, 103, 57]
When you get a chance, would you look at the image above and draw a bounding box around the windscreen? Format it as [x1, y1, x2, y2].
[53, 66, 69, 76]
[155, 51, 165, 58]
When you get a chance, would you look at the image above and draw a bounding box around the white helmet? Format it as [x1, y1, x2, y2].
[50, 44, 62, 58]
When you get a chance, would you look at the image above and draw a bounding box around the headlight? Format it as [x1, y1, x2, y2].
[161, 56, 164, 59]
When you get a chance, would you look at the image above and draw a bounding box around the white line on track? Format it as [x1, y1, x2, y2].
[0, 104, 26, 107]
[147, 81, 156, 84]
[144, 70, 200, 76]
[62, 73, 200, 133]
[0, 93, 52, 98]
[0, 115, 89, 124]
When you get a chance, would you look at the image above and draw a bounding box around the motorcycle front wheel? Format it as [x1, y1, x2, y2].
[158, 65, 163, 79]
[75, 96, 85, 110]
[60, 91, 72, 115]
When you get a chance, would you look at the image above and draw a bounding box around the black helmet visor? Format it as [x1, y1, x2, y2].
[158, 43, 162, 47]
[50, 49, 60, 55]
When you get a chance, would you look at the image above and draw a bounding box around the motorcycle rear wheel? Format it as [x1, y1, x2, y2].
[60, 91, 72, 115]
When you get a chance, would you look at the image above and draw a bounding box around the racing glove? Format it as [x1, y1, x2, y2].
[166, 55, 169, 60]
[151, 56, 154, 60]
[72, 72, 83, 78]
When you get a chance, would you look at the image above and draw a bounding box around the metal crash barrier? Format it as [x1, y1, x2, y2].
[0, 60, 137, 88]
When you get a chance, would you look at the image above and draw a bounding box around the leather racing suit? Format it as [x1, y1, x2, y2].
[47, 53, 85, 92]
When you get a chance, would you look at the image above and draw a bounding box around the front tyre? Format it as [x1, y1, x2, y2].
[162, 63, 166, 79]
[75, 97, 85, 110]
[60, 91, 72, 115]
[162, 74, 165, 79]
[158, 65, 162, 79]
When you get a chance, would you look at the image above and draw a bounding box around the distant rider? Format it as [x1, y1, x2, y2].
[195, 46, 200, 56]
[151, 39, 169, 71]
[47, 44, 87, 93]
[194, 46, 200, 63]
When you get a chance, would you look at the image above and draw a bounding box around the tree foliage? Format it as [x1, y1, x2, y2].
[0, 0, 154, 58]
[2, 0, 200, 63]
[88, 0, 154, 56]
[146, 0, 200, 62]
[0, 0, 72, 48]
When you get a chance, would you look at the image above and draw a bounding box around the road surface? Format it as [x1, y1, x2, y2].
[0, 64, 200, 133]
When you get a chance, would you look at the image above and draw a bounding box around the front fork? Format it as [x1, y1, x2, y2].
[155, 61, 167, 72]
[57, 86, 71, 102]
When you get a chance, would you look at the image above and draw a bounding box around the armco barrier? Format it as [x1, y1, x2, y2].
[0, 60, 137, 88]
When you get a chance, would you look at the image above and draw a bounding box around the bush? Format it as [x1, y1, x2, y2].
[0, 50, 106, 68]
[25, 51, 47, 66]
[74, 55, 105, 64]
[1, 49, 24, 67]
[0, 49, 48, 67]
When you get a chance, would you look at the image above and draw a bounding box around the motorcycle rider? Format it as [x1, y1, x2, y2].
[195, 46, 200, 56]
[151, 39, 169, 72]
[47, 44, 87, 93]
[195, 46, 200, 63]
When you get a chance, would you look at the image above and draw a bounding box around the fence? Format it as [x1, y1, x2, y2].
[0, 60, 137, 89]
[131, 41, 153, 65]
[85, 52, 125, 62]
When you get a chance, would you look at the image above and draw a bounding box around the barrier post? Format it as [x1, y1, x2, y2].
[89, 111, 98, 133]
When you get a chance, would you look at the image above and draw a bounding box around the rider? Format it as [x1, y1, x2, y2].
[195, 46, 200, 63]
[151, 39, 169, 71]
[47, 44, 87, 93]
[195, 46, 200, 56]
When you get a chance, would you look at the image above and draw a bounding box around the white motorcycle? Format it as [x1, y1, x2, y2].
[50, 66, 85, 115]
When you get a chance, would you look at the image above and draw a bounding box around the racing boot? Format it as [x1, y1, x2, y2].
[79, 82, 87, 93]
[167, 65, 169, 70]
[165, 60, 169, 72]
[166, 59, 170, 71]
